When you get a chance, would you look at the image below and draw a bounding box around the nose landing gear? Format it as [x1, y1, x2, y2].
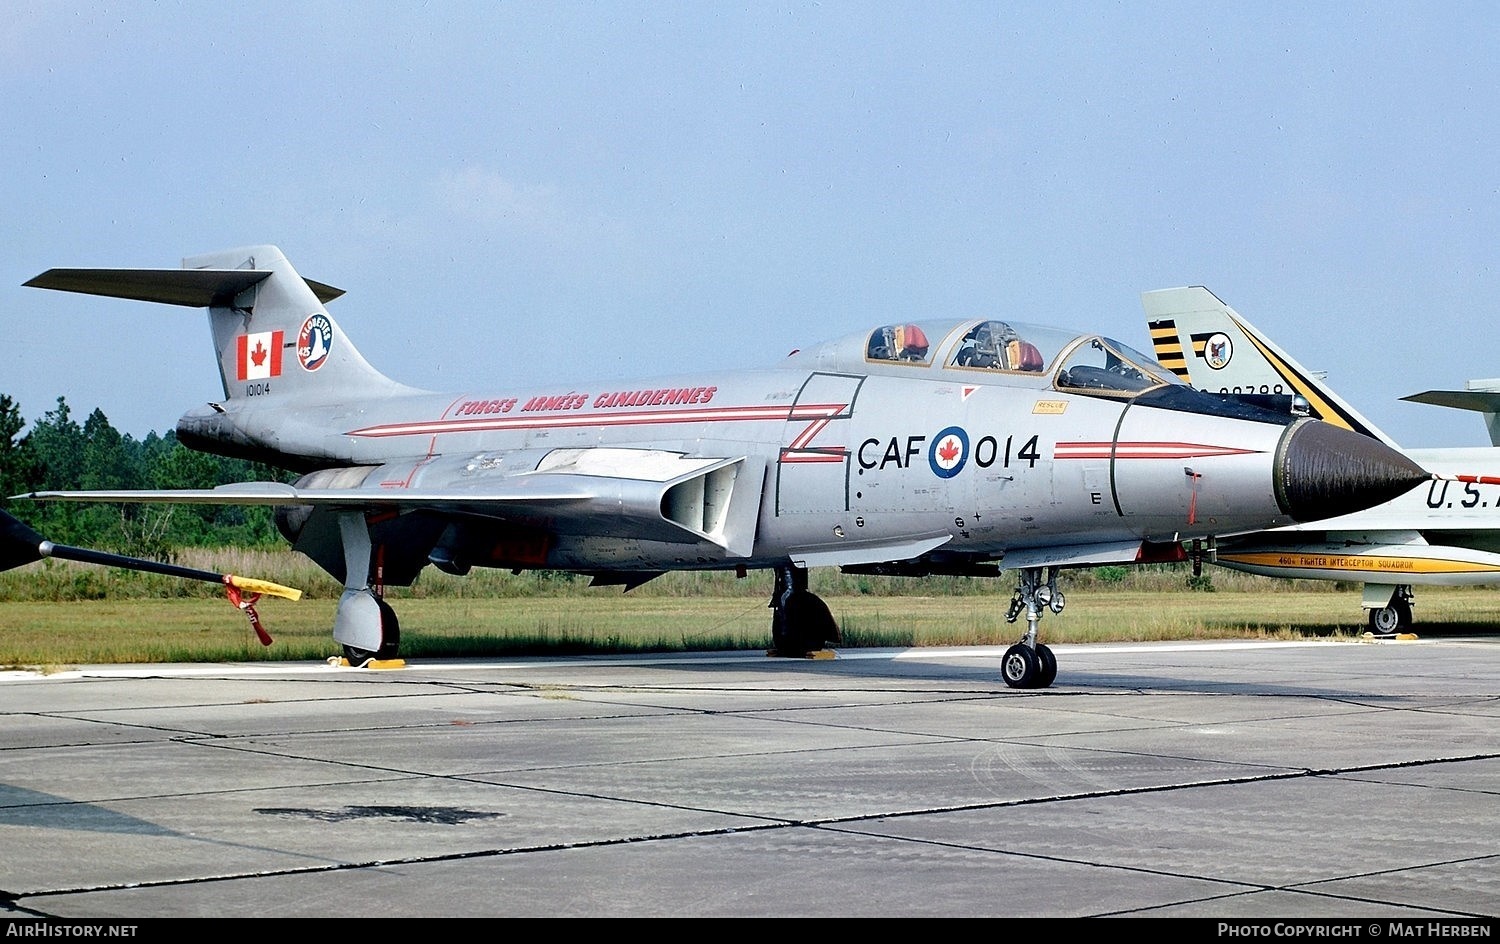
[1002, 566, 1061, 688]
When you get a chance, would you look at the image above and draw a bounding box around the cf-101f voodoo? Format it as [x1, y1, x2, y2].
[15, 246, 1429, 687]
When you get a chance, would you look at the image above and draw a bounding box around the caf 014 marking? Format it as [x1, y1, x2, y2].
[857, 431, 1043, 475]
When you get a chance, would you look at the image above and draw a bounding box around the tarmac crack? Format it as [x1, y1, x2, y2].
[8, 753, 1496, 910]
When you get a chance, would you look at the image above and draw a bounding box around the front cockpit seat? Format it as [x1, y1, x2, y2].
[1011, 339, 1044, 371]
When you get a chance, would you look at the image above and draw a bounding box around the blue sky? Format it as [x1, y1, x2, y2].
[4, 1, 1497, 447]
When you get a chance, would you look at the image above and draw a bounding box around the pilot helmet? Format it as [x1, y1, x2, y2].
[895, 323, 929, 360]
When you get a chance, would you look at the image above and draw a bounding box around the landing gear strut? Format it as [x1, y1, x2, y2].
[769, 562, 840, 656]
[1002, 566, 1062, 688]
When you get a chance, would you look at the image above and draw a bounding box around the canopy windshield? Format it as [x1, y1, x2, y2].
[1053, 336, 1183, 397]
[858, 319, 1182, 401]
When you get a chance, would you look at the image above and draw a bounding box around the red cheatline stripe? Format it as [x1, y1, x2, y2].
[779, 452, 847, 464]
[787, 416, 835, 449]
[1055, 442, 1262, 459]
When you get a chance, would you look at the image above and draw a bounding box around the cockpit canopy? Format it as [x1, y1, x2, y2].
[948, 320, 1046, 372]
[866, 323, 932, 363]
[804, 318, 1183, 400]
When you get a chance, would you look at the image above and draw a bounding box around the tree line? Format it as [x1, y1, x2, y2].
[0, 393, 292, 559]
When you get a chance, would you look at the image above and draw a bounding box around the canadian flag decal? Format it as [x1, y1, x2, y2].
[237, 330, 284, 381]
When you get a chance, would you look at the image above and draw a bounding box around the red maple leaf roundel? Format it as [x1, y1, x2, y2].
[928, 426, 969, 478]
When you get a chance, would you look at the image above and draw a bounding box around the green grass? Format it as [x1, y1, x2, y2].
[0, 548, 1357, 602]
[3, 553, 1498, 668]
[0, 549, 1416, 600]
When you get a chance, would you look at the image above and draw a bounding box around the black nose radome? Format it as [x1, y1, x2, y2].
[1274, 420, 1429, 523]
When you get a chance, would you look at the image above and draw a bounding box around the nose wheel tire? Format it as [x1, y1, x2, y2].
[1002, 643, 1056, 689]
[1002, 644, 1038, 688]
[1035, 644, 1057, 688]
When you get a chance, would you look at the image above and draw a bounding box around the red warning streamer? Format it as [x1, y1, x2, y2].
[224, 582, 273, 646]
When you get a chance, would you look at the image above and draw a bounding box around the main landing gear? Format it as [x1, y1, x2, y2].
[769, 562, 841, 657]
[337, 590, 401, 666]
[331, 511, 402, 666]
[1002, 566, 1062, 689]
[1366, 584, 1415, 636]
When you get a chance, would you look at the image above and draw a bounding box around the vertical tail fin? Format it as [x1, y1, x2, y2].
[186, 245, 416, 404]
[1142, 286, 1399, 448]
[25, 245, 419, 406]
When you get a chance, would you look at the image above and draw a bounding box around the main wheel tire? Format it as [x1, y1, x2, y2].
[375, 597, 401, 659]
[772, 590, 839, 655]
[1368, 605, 1401, 635]
[1001, 644, 1038, 688]
[344, 599, 402, 665]
[1034, 644, 1057, 688]
[1393, 598, 1413, 630]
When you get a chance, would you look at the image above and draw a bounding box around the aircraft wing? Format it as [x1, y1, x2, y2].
[22, 477, 734, 554]
[19, 481, 588, 508]
[1403, 388, 1500, 447]
[1256, 513, 1498, 536]
[18, 455, 966, 579]
[19, 449, 771, 559]
[1403, 389, 1500, 412]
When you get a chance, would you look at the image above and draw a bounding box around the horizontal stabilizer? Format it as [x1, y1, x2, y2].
[25, 267, 344, 307]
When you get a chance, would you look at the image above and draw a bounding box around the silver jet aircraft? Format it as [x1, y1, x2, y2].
[1145, 286, 1500, 633]
[17, 246, 1430, 686]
